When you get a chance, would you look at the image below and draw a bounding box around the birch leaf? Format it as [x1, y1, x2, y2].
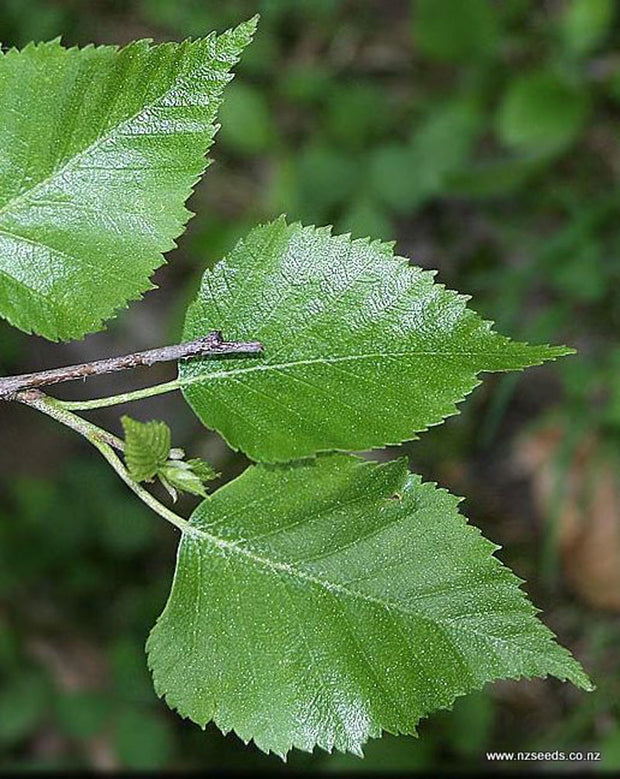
[122, 416, 171, 483]
[181, 218, 572, 462]
[0, 18, 256, 340]
[147, 454, 591, 758]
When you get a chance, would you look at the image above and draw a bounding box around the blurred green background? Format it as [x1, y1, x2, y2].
[1, 0, 619, 772]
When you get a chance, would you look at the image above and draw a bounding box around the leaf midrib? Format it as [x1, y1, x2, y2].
[180, 348, 537, 386]
[183, 521, 540, 660]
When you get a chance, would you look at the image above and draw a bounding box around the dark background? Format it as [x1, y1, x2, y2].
[0, 0, 619, 772]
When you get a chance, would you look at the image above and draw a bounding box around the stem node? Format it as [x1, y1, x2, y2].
[14, 391, 191, 534]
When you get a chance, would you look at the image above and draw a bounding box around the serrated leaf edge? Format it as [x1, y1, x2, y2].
[146, 456, 592, 759]
[0, 18, 258, 341]
[180, 215, 574, 462]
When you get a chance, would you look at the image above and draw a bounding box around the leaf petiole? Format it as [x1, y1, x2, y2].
[58, 378, 182, 411]
[15, 390, 190, 534]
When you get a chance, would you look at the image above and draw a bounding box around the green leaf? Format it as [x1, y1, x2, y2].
[0, 669, 50, 744]
[370, 100, 481, 212]
[442, 690, 494, 756]
[324, 83, 391, 149]
[218, 82, 275, 155]
[296, 144, 360, 219]
[412, 0, 499, 62]
[113, 707, 173, 770]
[496, 70, 589, 154]
[368, 144, 425, 212]
[601, 725, 620, 771]
[407, 99, 481, 193]
[147, 454, 591, 759]
[561, 0, 615, 56]
[55, 691, 110, 739]
[180, 217, 573, 462]
[0, 18, 256, 341]
[122, 415, 218, 499]
[186, 458, 219, 482]
[340, 197, 391, 242]
[158, 458, 218, 500]
[447, 154, 547, 198]
[122, 416, 171, 483]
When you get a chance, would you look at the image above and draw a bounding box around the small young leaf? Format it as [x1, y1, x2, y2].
[186, 458, 219, 482]
[0, 18, 256, 341]
[496, 70, 589, 153]
[147, 454, 591, 759]
[180, 217, 573, 462]
[122, 416, 171, 483]
[158, 458, 218, 501]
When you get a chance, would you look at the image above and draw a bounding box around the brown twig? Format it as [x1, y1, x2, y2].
[0, 331, 263, 398]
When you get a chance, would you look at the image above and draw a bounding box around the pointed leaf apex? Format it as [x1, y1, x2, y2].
[148, 455, 591, 758]
[181, 217, 574, 461]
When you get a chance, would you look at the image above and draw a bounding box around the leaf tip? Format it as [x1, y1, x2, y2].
[222, 14, 260, 52]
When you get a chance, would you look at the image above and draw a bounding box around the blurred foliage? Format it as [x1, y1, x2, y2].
[1, 0, 619, 772]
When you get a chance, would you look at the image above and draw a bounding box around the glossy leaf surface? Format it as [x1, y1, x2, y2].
[147, 454, 591, 758]
[0, 19, 256, 340]
[181, 218, 572, 462]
